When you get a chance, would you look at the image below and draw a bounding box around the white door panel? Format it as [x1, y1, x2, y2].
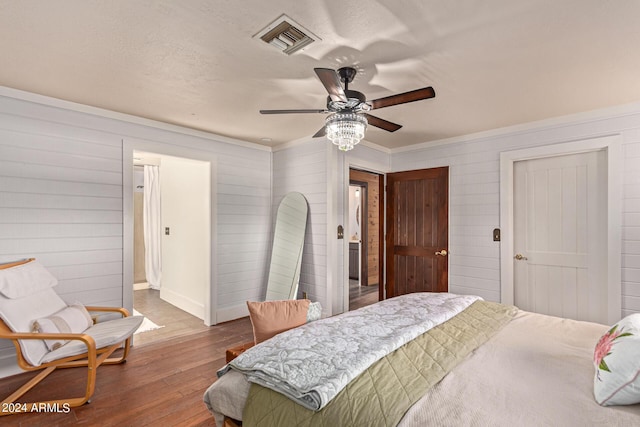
[514, 150, 607, 323]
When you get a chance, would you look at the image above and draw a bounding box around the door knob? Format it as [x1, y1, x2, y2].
[435, 249, 448, 256]
[514, 253, 528, 261]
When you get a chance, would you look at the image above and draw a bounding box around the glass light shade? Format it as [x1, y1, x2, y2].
[325, 113, 367, 151]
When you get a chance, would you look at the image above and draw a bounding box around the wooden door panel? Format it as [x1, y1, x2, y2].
[386, 167, 448, 298]
[393, 255, 437, 294]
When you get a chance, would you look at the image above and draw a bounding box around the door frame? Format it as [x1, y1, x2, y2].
[343, 162, 388, 313]
[499, 135, 622, 324]
[123, 138, 218, 326]
[349, 180, 369, 287]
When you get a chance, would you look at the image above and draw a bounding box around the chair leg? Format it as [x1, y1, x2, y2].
[1, 366, 56, 406]
[103, 337, 133, 365]
[0, 347, 102, 415]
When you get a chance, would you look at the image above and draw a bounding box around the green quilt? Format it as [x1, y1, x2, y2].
[242, 300, 517, 427]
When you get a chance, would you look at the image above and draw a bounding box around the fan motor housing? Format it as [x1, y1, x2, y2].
[327, 89, 366, 111]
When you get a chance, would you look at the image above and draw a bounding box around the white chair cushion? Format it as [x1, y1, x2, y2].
[40, 315, 144, 364]
[0, 260, 143, 367]
[0, 260, 57, 299]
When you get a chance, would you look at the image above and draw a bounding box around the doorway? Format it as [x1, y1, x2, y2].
[124, 141, 215, 346]
[348, 168, 384, 310]
[132, 151, 211, 340]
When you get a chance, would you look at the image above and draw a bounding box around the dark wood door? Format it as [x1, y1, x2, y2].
[386, 167, 449, 297]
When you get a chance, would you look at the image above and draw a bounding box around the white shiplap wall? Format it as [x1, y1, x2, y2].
[272, 140, 331, 314]
[390, 104, 640, 319]
[214, 144, 272, 320]
[0, 90, 271, 374]
[0, 113, 124, 305]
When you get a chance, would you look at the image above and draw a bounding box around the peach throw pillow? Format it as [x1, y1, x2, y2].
[246, 299, 310, 344]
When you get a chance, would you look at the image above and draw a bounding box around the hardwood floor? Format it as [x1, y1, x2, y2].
[0, 286, 380, 426]
[0, 316, 254, 426]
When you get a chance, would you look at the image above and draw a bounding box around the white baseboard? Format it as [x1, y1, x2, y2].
[133, 282, 150, 291]
[215, 303, 249, 324]
[159, 288, 204, 320]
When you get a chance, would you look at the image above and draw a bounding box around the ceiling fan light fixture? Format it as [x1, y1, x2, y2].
[325, 112, 367, 151]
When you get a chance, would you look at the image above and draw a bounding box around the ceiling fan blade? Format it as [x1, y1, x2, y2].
[364, 114, 402, 132]
[314, 68, 347, 103]
[313, 126, 326, 138]
[369, 86, 435, 110]
[260, 109, 328, 114]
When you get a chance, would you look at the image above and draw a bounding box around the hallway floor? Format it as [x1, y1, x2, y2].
[133, 288, 208, 346]
[349, 279, 379, 310]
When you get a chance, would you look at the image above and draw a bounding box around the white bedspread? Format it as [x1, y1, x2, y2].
[399, 310, 640, 426]
[219, 292, 479, 411]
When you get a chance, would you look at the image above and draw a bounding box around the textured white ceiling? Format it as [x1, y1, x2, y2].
[1, 0, 639, 150]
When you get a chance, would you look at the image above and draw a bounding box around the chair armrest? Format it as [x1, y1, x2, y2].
[85, 306, 130, 316]
[85, 306, 130, 324]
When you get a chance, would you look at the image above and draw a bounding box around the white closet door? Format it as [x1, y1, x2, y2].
[513, 150, 607, 323]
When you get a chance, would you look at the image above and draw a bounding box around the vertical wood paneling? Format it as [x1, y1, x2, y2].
[562, 167, 577, 253]
[576, 166, 588, 254]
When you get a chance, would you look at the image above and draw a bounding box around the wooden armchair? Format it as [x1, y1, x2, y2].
[0, 259, 143, 415]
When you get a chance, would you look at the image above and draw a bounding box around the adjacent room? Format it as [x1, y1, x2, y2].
[0, 1, 639, 425]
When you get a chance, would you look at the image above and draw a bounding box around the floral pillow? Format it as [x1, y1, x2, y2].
[593, 313, 640, 406]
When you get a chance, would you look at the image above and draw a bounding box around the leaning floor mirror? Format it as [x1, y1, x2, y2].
[265, 192, 309, 300]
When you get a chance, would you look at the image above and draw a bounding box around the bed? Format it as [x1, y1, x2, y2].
[203, 293, 640, 426]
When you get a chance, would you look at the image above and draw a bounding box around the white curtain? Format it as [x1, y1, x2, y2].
[143, 165, 162, 290]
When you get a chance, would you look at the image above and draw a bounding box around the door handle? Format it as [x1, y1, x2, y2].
[514, 253, 528, 261]
[435, 249, 448, 256]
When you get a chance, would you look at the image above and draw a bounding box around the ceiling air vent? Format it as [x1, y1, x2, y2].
[254, 14, 320, 55]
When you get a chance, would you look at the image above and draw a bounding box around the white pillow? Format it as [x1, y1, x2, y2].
[593, 313, 640, 406]
[32, 303, 93, 351]
[0, 259, 58, 299]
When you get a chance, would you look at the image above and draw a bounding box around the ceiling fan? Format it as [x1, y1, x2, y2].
[259, 67, 436, 150]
